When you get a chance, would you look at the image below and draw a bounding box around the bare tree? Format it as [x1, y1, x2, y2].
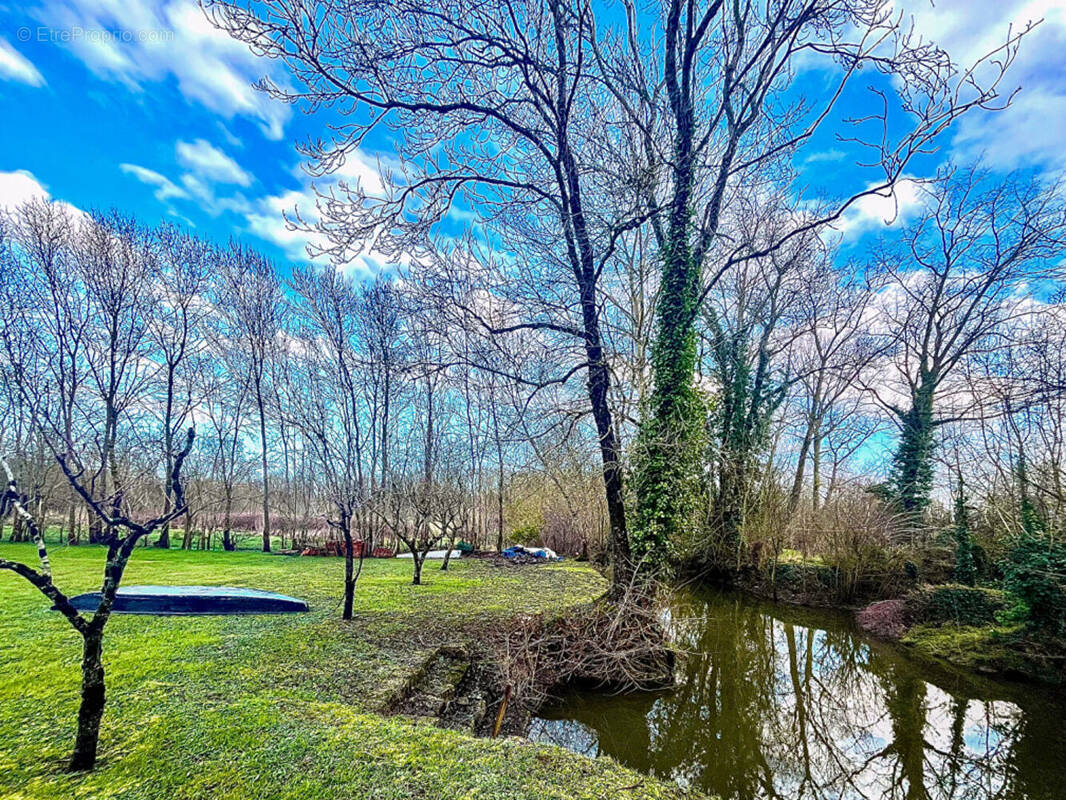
[872, 167, 1066, 514]
[357, 278, 405, 552]
[437, 472, 469, 571]
[371, 478, 443, 586]
[1, 199, 88, 543]
[207, 0, 641, 593]
[696, 203, 822, 564]
[287, 264, 372, 619]
[149, 225, 211, 547]
[788, 265, 883, 513]
[216, 244, 283, 551]
[75, 211, 159, 542]
[0, 430, 194, 771]
[199, 349, 254, 551]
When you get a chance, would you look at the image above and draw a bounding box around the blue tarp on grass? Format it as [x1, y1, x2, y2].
[66, 585, 309, 615]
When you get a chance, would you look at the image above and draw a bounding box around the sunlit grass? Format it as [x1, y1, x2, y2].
[0, 544, 697, 799]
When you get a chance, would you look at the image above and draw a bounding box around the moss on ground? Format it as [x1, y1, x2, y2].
[901, 621, 1065, 684]
[0, 544, 701, 800]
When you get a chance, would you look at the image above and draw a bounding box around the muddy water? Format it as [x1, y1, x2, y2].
[530, 588, 1066, 800]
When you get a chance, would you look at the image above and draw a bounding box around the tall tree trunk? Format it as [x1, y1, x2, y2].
[574, 234, 632, 589]
[789, 378, 825, 514]
[65, 405, 78, 544]
[256, 385, 272, 552]
[487, 395, 506, 553]
[66, 492, 78, 545]
[280, 420, 293, 552]
[891, 378, 938, 515]
[222, 489, 235, 551]
[496, 471, 504, 554]
[714, 454, 746, 569]
[342, 521, 355, 620]
[70, 629, 105, 771]
[441, 529, 458, 571]
[90, 413, 114, 545]
[551, 70, 632, 593]
[587, 349, 632, 594]
[789, 412, 818, 514]
[181, 509, 194, 550]
[811, 427, 822, 512]
[157, 367, 176, 549]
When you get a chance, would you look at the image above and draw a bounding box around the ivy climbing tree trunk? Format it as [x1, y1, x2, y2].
[631, 0, 705, 571]
[952, 475, 977, 585]
[634, 225, 705, 570]
[890, 379, 937, 516]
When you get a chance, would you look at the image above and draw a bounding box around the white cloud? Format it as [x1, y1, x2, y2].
[327, 151, 390, 196]
[243, 185, 380, 272]
[242, 151, 396, 275]
[116, 138, 390, 275]
[0, 169, 85, 221]
[176, 139, 252, 186]
[833, 178, 925, 238]
[120, 162, 189, 201]
[803, 148, 846, 165]
[0, 38, 45, 86]
[951, 86, 1066, 170]
[0, 169, 50, 208]
[35, 0, 290, 138]
[118, 139, 253, 218]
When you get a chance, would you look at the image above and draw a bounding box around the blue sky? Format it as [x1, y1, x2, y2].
[1, 0, 1064, 276]
[0, 0, 395, 275]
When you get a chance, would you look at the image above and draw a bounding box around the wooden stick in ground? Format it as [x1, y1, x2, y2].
[492, 684, 512, 739]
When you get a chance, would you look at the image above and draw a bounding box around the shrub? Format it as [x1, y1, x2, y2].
[787, 488, 917, 603]
[1002, 535, 1066, 636]
[509, 521, 541, 546]
[856, 598, 907, 639]
[904, 584, 1006, 627]
[952, 482, 977, 586]
[505, 468, 607, 557]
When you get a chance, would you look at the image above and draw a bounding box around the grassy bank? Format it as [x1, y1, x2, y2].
[854, 585, 1066, 685]
[901, 622, 1066, 684]
[0, 544, 699, 800]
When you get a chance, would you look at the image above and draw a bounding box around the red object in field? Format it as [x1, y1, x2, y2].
[300, 540, 369, 557]
[371, 547, 394, 559]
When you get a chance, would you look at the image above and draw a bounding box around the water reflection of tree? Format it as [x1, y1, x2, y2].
[535, 590, 1064, 800]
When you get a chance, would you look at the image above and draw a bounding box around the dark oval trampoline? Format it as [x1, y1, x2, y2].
[67, 586, 309, 615]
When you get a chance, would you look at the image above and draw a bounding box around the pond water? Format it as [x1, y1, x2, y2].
[530, 588, 1066, 800]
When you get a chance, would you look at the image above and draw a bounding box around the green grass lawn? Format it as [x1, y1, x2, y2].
[0, 544, 700, 800]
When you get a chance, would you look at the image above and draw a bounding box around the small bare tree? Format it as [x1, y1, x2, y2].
[437, 474, 469, 571]
[0, 429, 194, 771]
[371, 479, 444, 586]
[286, 264, 372, 619]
